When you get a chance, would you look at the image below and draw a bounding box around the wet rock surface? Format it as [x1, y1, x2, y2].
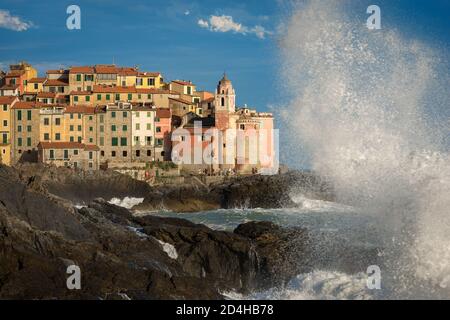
[0, 164, 312, 299]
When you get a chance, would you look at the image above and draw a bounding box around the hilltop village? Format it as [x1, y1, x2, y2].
[0, 62, 276, 182]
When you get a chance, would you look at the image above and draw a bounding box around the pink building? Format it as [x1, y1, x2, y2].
[155, 108, 172, 161]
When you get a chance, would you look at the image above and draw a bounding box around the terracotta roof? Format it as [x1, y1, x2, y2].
[172, 80, 193, 86]
[22, 92, 37, 96]
[38, 142, 100, 151]
[135, 88, 173, 94]
[5, 70, 25, 77]
[69, 66, 94, 74]
[0, 84, 20, 90]
[65, 105, 96, 114]
[117, 67, 138, 76]
[201, 97, 215, 103]
[44, 79, 69, 86]
[69, 91, 92, 95]
[93, 85, 136, 93]
[28, 77, 46, 83]
[169, 97, 193, 105]
[11, 101, 41, 109]
[0, 96, 18, 104]
[46, 69, 69, 75]
[156, 108, 171, 118]
[37, 92, 57, 98]
[94, 65, 119, 74]
[137, 71, 161, 77]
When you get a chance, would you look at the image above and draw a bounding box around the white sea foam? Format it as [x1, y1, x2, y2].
[225, 271, 375, 300]
[108, 197, 144, 209]
[281, 0, 450, 298]
[157, 239, 178, 260]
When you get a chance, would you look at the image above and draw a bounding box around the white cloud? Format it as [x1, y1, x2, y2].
[184, 10, 190, 16]
[0, 10, 32, 31]
[197, 15, 271, 39]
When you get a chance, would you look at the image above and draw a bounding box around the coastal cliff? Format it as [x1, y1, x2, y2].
[0, 164, 316, 299]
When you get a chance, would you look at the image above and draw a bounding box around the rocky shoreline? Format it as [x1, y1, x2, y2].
[0, 163, 341, 299]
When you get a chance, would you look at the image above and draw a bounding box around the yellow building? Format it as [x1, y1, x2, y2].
[136, 72, 163, 89]
[26, 77, 46, 93]
[0, 96, 19, 165]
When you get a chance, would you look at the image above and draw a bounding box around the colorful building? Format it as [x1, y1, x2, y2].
[0, 96, 19, 165]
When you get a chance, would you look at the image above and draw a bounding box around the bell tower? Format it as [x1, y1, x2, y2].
[215, 73, 236, 130]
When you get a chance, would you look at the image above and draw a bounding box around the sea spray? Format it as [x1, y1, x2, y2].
[280, 0, 450, 298]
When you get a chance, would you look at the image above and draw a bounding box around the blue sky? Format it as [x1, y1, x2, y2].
[1, 0, 450, 115]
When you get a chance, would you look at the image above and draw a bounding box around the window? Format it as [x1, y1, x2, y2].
[34, 84, 38, 90]
[221, 97, 225, 106]
[27, 110, 32, 121]
[74, 149, 79, 155]
[97, 94, 101, 101]
[43, 133, 50, 141]
[89, 162, 93, 169]
[70, 113, 74, 119]
[111, 151, 116, 157]
[26, 137, 31, 147]
[3, 104, 7, 111]
[89, 116, 93, 121]
[147, 112, 151, 118]
[111, 125, 116, 131]
[155, 117, 160, 122]
[89, 152, 93, 160]
[147, 94, 152, 99]
[123, 112, 127, 118]
[78, 125, 82, 132]
[49, 149, 54, 159]
[70, 136, 74, 142]
[127, 94, 132, 100]
[85, 96, 90, 102]
[100, 125, 104, 133]
[64, 150, 69, 159]
[187, 86, 192, 95]
[3, 120, 7, 127]
[55, 118, 61, 126]
[134, 136, 139, 142]
[146, 123, 151, 130]
[123, 151, 127, 157]
[55, 133, 61, 141]
[89, 137, 93, 143]
[74, 96, 79, 102]
[135, 123, 140, 130]
[100, 151, 104, 157]
[17, 110, 22, 121]
[122, 125, 127, 131]
[58, 86, 64, 93]
[17, 125, 22, 132]
[78, 113, 81, 119]
[148, 78, 155, 86]
[111, 137, 118, 146]
[70, 125, 74, 131]
[156, 127, 161, 133]
[115, 94, 120, 101]
[27, 125, 32, 132]
[136, 78, 143, 86]
[49, 87, 56, 93]
[100, 137, 104, 146]
[76, 74, 81, 81]
[2, 134, 7, 144]
[99, 115, 104, 123]
[120, 137, 127, 146]
[89, 126, 93, 132]
[17, 138, 22, 147]
[111, 111, 116, 118]
[44, 118, 50, 126]
[77, 136, 82, 143]
[147, 150, 151, 156]
[136, 150, 140, 157]
[106, 94, 110, 101]
[86, 86, 92, 91]
[156, 139, 163, 146]
[84, 74, 94, 81]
